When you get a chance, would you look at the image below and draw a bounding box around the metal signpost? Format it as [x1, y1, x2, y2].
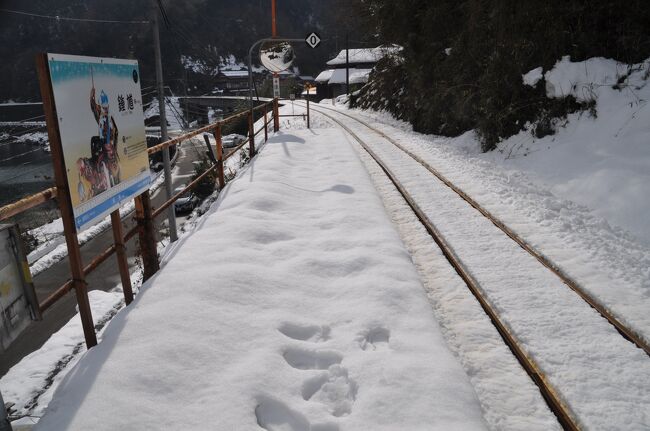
[0, 224, 39, 353]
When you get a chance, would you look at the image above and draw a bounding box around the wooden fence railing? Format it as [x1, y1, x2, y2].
[0, 98, 283, 348]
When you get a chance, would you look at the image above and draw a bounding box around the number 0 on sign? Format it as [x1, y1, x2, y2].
[305, 32, 321, 49]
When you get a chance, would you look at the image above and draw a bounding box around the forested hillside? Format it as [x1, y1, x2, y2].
[0, 0, 360, 102]
[356, 0, 650, 151]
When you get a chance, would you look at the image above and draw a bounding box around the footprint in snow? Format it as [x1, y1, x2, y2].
[357, 326, 390, 351]
[279, 322, 331, 343]
[283, 347, 342, 370]
[302, 365, 357, 417]
[270, 322, 357, 420]
[255, 396, 339, 431]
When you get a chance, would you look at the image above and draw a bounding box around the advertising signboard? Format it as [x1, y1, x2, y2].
[47, 54, 150, 231]
[0, 224, 38, 352]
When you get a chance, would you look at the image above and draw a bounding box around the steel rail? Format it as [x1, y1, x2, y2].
[312, 106, 581, 430]
[306, 102, 650, 357]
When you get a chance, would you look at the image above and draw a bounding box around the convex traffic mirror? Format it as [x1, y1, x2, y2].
[260, 41, 295, 72]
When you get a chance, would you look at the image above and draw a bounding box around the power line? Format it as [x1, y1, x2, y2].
[0, 147, 44, 164]
[156, 0, 220, 63]
[0, 8, 149, 24]
[0, 164, 52, 185]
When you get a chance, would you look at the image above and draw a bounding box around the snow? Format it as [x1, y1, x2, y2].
[27, 173, 165, 276]
[180, 55, 218, 76]
[1, 288, 133, 425]
[0, 121, 45, 127]
[12, 131, 48, 144]
[220, 69, 249, 78]
[326, 46, 401, 66]
[522, 66, 543, 87]
[332, 100, 650, 338]
[352, 121, 560, 430]
[144, 96, 184, 131]
[180, 54, 263, 76]
[0, 102, 42, 106]
[316, 69, 373, 86]
[497, 56, 650, 244]
[315, 70, 334, 83]
[544, 56, 639, 101]
[220, 54, 264, 74]
[328, 69, 372, 85]
[307, 104, 650, 429]
[33, 111, 488, 430]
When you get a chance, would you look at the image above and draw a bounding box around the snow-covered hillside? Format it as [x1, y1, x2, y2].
[477, 56, 650, 244]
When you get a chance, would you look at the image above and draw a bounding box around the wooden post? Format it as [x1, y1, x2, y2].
[273, 98, 280, 132]
[248, 111, 256, 157]
[134, 192, 159, 281]
[213, 124, 225, 189]
[110, 210, 133, 305]
[36, 53, 97, 348]
[307, 95, 310, 129]
[263, 106, 268, 142]
[272, 0, 277, 37]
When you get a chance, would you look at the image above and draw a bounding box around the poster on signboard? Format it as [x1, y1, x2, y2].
[47, 53, 150, 231]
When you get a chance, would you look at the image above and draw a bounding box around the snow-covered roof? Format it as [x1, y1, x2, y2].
[326, 46, 401, 66]
[315, 69, 335, 82]
[299, 75, 315, 81]
[220, 70, 248, 78]
[328, 68, 372, 85]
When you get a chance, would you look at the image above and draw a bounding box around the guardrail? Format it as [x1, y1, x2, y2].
[0, 98, 282, 349]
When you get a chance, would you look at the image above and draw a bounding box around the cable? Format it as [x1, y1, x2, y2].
[0, 163, 52, 185]
[0, 7, 149, 24]
[0, 113, 46, 123]
[156, 0, 220, 63]
[0, 147, 44, 163]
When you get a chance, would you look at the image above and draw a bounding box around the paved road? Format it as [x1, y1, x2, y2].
[0, 137, 208, 377]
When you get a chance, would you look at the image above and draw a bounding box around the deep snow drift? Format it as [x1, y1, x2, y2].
[34, 122, 487, 430]
[498, 56, 650, 244]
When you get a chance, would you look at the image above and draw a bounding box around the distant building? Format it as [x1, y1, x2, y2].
[214, 69, 250, 95]
[315, 46, 401, 100]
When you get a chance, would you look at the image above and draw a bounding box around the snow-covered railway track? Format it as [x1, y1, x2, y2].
[306, 103, 650, 430]
[311, 103, 650, 356]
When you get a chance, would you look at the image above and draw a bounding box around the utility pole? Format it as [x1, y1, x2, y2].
[345, 33, 350, 95]
[183, 68, 189, 128]
[272, 0, 277, 37]
[272, 0, 278, 98]
[151, 0, 178, 242]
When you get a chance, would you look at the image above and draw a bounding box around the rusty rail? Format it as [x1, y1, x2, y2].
[312, 106, 581, 431]
[308, 102, 650, 358]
